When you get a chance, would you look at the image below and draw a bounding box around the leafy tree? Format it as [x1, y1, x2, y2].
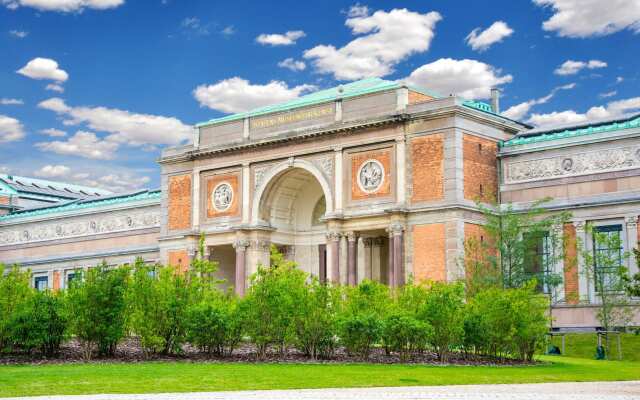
[67, 263, 129, 358]
[623, 248, 640, 297]
[382, 312, 432, 361]
[0, 265, 32, 352]
[339, 312, 383, 359]
[186, 292, 242, 356]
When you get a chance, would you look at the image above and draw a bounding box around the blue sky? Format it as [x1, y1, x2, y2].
[1, 0, 639, 192]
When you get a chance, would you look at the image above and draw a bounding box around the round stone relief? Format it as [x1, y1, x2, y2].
[358, 159, 384, 193]
[561, 158, 573, 172]
[212, 182, 233, 212]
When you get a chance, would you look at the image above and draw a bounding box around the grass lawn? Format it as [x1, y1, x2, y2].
[0, 356, 638, 398]
[548, 332, 640, 361]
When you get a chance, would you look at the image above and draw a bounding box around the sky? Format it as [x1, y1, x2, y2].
[1, 0, 639, 192]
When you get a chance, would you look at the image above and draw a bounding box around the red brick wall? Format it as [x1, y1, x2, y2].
[168, 174, 192, 231]
[168, 250, 189, 274]
[410, 134, 444, 203]
[52, 270, 60, 291]
[412, 223, 446, 282]
[0, 196, 9, 205]
[351, 149, 392, 200]
[206, 173, 240, 218]
[408, 90, 434, 105]
[563, 223, 579, 304]
[463, 135, 498, 203]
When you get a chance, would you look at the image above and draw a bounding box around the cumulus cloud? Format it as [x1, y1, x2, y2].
[554, 59, 607, 75]
[38, 97, 191, 146]
[36, 130, 119, 160]
[599, 90, 617, 99]
[17, 57, 68, 82]
[346, 3, 369, 18]
[527, 96, 640, 127]
[304, 8, 441, 80]
[0, 114, 25, 143]
[466, 21, 514, 51]
[9, 30, 28, 38]
[40, 128, 67, 137]
[34, 164, 70, 178]
[2, 0, 124, 12]
[256, 30, 305, 46]
[193, 77, 315, 114]
[404, 58, 512, 100]
[502, 83, 576, 120]
[533, 0, 640, 38]
[0, 98, 23, 105]
[278, 58, 306, 72]
[46, 83, 65, 93]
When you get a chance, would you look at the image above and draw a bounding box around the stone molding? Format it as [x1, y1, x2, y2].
[505, 144, 640, 184]
[326, 231, 342, 241]
[0, 210, 161, 246]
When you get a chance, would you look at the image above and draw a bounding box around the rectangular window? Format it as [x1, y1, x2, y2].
[66, 271, 79, 287]
[34, 275, 48, 291]
[592, 224, 623, 293]
[525, 231, 553, 293]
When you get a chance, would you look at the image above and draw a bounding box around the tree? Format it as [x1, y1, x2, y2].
[623, 248, 640, 297]
[0, 265, 32, 352]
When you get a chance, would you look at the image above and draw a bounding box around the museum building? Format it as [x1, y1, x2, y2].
[1, 78, 639, 328]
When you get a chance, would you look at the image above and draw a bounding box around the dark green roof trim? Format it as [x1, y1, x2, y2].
[0, 189, 161, 221]
[503, 115, 640, 147]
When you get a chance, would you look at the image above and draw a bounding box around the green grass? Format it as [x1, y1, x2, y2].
[548, 332, 640, 361]
[0, 356, 638, 398]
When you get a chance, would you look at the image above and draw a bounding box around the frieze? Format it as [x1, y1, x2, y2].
[0, 210, 161, 246]
[505, 145, 640, 184]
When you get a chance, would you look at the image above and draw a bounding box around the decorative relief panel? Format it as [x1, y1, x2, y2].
[310, 155, 334, 181]
[205, 173, 240, 218]
[0, 210, 161, 246]
[505, 145, 640, 184]
[350, 148, 392, 201]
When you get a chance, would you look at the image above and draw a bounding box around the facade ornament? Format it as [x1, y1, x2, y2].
[250, 239, 271, 251]
[373, 237, 385, 246]
[253, 165, 269, 190]
[233, 239, 251, 251]
[212, 181, 233, 212]
[625, 215, 638, 228]
[357, 159, 384, 193]
[287, 156, 295, 167]
[388, 222, 404, 236]
[311, 156, 334, 179]
[573, 220, 586, 233]
[362, 237, 374, 247]
[326, 231, 342, 242]
[346, 231, 357, 242]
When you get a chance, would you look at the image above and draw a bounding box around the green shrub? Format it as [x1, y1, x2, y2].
[186, 293, 243, 356]
[339, 312, 383, 358]
[0, 265, 33, 352]
[9, 290, 67, 356]
[67, 263, 129, 358]
[417, 281, 465, 362]
[382, 312, 432, 361]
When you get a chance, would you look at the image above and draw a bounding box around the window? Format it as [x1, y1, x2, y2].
[592, 225, 624, 293]
[34, 275, 48, 291]
[525, 231, 553, 293]
[66, 271, 79, 287]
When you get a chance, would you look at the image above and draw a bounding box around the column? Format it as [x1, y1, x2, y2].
[318, 244, 327, 283]
[387, 230, 395, 287]
[347, 232, 357, 286]
[241, 163, 250, 224]
[233, 240, 250, 296]
[574, 220, 589, 303]
[396, 137, 406, 207]
[391, 223, 405, 287]
[625, 216, 639, 275]
[371, 238, 383, 282]
[327, 231, 341, 284]
[362, 238, 373, 282]
[334, 147, 343, 214]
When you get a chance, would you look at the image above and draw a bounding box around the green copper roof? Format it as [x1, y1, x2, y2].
[503, 114, 640, 147]
[196, 78, 446, 128]
[0, 189, 160, 221]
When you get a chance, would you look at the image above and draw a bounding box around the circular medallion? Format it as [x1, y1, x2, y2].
[561, 158, 573, 172]
[357, 159, 384, 193]
[212, 182, 233, 212]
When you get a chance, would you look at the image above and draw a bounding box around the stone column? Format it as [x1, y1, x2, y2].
[362, 238, 373, 282]
[233, 239, 250, 297]
[371, 237, 383, 282]
[395, 137, 406, 207]
[347, 232, 357, 286]
[318, 244, 327, 283]
[625, 216, 639, 275]
[391, 223, 405, 287]
[574, 220, 589, 303]
[387, 230, 395, 287]
[326, 231, 341, 284]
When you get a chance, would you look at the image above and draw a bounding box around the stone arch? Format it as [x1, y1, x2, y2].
[251, 158, 334, 226]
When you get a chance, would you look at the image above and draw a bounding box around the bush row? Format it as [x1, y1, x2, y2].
[0, 246, 549, 362]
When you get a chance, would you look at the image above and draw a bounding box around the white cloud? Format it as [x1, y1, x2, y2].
[38, 97, 191, 146]
[554, 59, 607, 75]
[527, 96, 640, 127]
[2, 0, 124, 12]
[96, 172, 150, 192]
[256, 30, 305, 46]
[0, 114, 26, 143]
[503, 83, 576, 120]
[17, 57, 68, 82]
[278, 58, 306, 72]
[34, 164, 70, 178]
[36, 130, 119, 160]
[404, 58, 512, 99]
[221, 25, 235, 36]
[304, 8, 441, 80]
[466, 21, 514, 52]
[599, 90, 617, 99]
[40, 128, 67, 137]
[181, 17, 209, 36]
[193, 77, 315, 114]
[46, 83, 65, 93]
[9, 30, 28, 38]
[616, 76, 624, 84]
[533, 0, 640, 38]
[347, 3, 369, 18]
[0, 98, 24, 105]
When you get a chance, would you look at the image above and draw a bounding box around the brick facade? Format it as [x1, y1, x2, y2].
[167, 174, 192, 231]
[168, 250, 189, 274]
[412, 223, 446, 282]
[408, 90, 434, 105]
[205, 173, 240, 219]
[350, 148, 392, 200]
[52, 270, 60, 291]
[463, 135, 498, 203]
[563, 223, 579, 304]
[410, 134, 444, 203]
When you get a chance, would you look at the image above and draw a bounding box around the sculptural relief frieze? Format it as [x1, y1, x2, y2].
[0, 210, 161, 246]
[506, 145, 640, 184]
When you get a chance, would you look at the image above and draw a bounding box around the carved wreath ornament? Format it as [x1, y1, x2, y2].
[358, 159, 384, 193]
[212, 182, 233, 212]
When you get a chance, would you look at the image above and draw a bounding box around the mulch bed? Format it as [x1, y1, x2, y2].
[0, 338, 536, 366]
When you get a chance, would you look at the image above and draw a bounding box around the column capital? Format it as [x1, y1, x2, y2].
[233, 239, 251, 251]
[326, 231, 342, 242]
[625, 215, 638, 228]
[362, 237, 374, 247]
[187, 245, 197, 258]
[346, 231, 357, 242]
[333, 146, 343, 153]
[395, 136, 406, 144]
[573, 220, 586, 233]
[250, 239, 271, 252]
[387, 222, 405, 236]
